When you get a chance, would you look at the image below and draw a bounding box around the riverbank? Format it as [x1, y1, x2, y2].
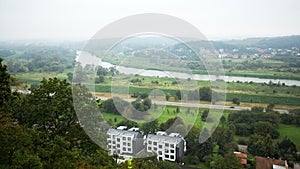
[78, 51, 300, 86]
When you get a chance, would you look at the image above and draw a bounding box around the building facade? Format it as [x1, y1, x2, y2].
[146, 132, 186, 162]
[107, 126, 144, 158]
[106, 127, 186, 162]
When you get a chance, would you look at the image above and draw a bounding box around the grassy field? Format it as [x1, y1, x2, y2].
[278, 124, 300, 151]
[90, 83, 300, 106]
[101, 54, 300, 80]
[13, 70, 300, 107]
[224, 69, 300, 81]
[14, 71, 70, 85]
[101, 106, 231, 130]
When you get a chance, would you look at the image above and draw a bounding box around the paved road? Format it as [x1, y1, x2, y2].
[97, 97, 289, 114]
[14, 90, 289, 114]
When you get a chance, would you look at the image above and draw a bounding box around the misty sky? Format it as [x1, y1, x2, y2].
[0, 0, 299, 41]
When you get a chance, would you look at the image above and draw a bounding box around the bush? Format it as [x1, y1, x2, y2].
[237, 138, 247, 145]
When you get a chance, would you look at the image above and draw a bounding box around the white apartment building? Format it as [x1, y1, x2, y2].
[146, 131, 186, 162]
[107, 126, 144, 158]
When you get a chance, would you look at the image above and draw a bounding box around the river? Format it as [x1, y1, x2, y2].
[76, 51, 300, 86]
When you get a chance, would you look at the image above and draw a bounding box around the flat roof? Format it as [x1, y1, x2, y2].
[147, 134, 183, 144]
[107, 128, 140, 138]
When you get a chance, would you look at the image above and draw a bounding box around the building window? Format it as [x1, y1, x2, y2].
[165, 155, 169, 158]
[128, 137, 131, 141]
[117, 138, 120, 142]
[123, 137, 126, 141]
[127, 143, 131, 146]
[108, 145, 111, 148]
[158, 151, 162, 155]
[153, 147, 157, 151]
[123, 142, 126, 146]
[159, 145, 162, 149]
[153, 142, 157, 146]
[164, 149, 169, 153]
[170, 144, 175, 148]
[148, 140, 152, 144]
[165, 143, 169, 147]
[117, 144, 120, 148]
[170, 155, 174, 159]
[128, 148, 131, 152]
[170, 150, 175, 153]
[123, 147, 126, 151]
[112, 141, 116, 144]
[117, 150, 120, 154]
[148, 147, 152, 151]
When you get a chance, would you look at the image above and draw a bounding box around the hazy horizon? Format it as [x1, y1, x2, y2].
[1, 0, 300, 41]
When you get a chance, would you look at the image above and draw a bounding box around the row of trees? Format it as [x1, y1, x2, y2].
[228, 110, 280, 138]
[101, 97, 152, 114]
[175, 87, 212, 101]
[280, 109, 300, 126]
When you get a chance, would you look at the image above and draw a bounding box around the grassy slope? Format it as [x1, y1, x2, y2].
[278, 124, 300, 151]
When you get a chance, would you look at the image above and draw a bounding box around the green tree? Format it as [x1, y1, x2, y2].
[289, 109, 300, 127]
[156, 160, 180, 169]
[0, 112, 43, 168]
[117, 118, 138, 128]
[248, 134, 278, 157]
[18, 78, 78, 137]
[214, 152, 244, 169]
[95, 75, 105, 83]
[263, 112, 280, 128]
[141, 119, 159, 135]
[165, 93, 171, 101]
[199, 87, 212, 101]
[212, 126, 235, 155]
[159, 117, 184, 131]
[96, 66, 109, 76]
[251, 107, 264, 112]
[266, 103, 275, 112]
[142, 98, 152, 110]
[232, 97, 240, 105]
[175, 90, 182, 100]
[67, 72, 73, 82]
[0, 58, 12, 109]
[254, 121, 279, 139]
[201, 109, 209, 121]
[220, 115, 226, 125]
[235, 123, 252, 136]
[101, 97, 127, 114]
[278, 137, 297, 165]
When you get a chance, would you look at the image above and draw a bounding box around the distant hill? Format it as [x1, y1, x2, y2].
[216, 35, 300, 49]
[167, 35, 300, 53]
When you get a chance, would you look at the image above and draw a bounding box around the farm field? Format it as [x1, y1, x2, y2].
[13, 71, 300, 107]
